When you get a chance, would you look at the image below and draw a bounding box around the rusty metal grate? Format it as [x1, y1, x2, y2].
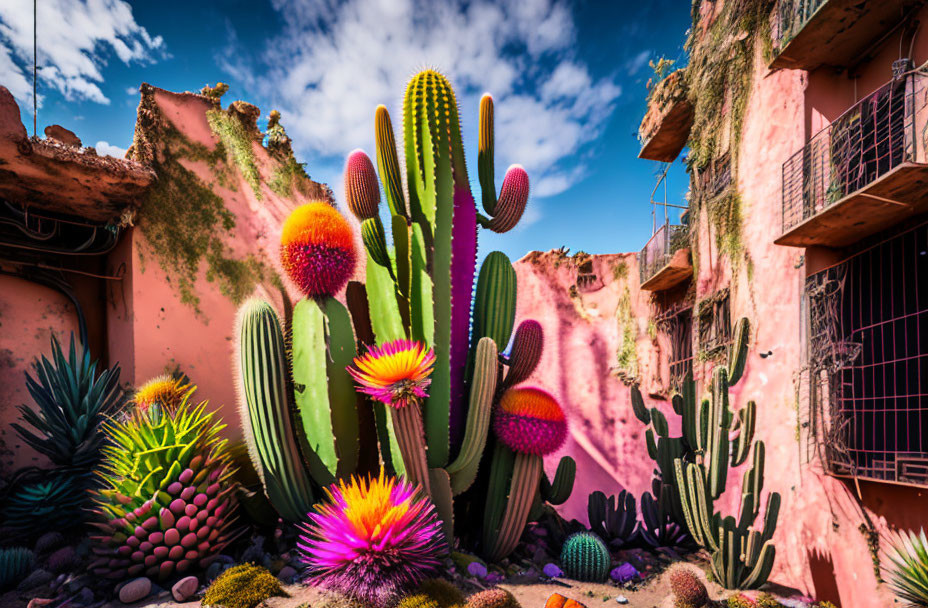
[772, 0, 828, 55]
[781, 72, 928, 235]
[697, 152, 731, 201]
[664, 306, 694, 390]
[639, 222, 689, 285]
[807, 217, 928, 486]
[697, 289, 731, 356]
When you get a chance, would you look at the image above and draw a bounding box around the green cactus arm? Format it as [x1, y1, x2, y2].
[741, 541, 776, 589]
[291, 297, 360, 485]
[392, 215, 412, 314]
[731, 400, 756, 466]
[541, 456, 576, 505]
[361, 217, 393, 273]
[235, 299, 315, 522]
[656, 436, 684, 485]
[650, 407, 669, 437]
[472, 252, 517, 350]
[428, 467, 455, 541]
[631, 385, 651, 424]
[478, 94, 496, 215]
[728, 317, 750, 385]
[481, 440, 515, 555]
[674, 458, 704, 547]
[366, 251, 406, 344]
[698, 398, 710, 452]
[646, 428, 658, 460]
[375, 105, 408, 219]
[408, 223, 434, 344]
[691, 463, 720, 552]
[588, 491, 607, 537]
[489, 451, 543, 561]
[447, 337, 498, 494]
[761, 492, 781, 543]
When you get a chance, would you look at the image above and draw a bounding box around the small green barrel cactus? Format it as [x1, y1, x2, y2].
[559, 532, 610, 583]
[0, 547, 34, 591]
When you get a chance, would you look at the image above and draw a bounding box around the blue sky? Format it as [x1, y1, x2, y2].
[0, 0, 691, 261]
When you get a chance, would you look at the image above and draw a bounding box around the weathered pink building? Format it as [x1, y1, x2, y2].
[512, 1, 928, 605]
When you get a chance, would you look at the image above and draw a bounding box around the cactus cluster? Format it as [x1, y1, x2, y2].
[559, 532, 611, 583]
[89, 392, 240, 581]
[633, 318, 779, 590]
[235, 68, 574, 563]
[466, 588, 521, 608]
[587, 490, 637, 548]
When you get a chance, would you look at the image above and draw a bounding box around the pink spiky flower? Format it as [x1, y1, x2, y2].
[298, 470, 446, 607]
[347, 339, 436, 409]
[493, 387, 568, 456]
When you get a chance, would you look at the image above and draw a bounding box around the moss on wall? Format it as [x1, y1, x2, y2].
[206, 108, 262, 197]
[615, 287, 638, 382]
[268, 155, 309, 198]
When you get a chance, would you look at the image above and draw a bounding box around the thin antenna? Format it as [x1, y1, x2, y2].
[33, 0, 37, 137]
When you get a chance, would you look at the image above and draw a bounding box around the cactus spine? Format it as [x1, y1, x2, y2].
[559, 532, 610, 582]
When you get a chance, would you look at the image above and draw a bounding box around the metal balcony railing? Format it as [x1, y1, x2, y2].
[639, 222, 688, 286]
[780, 71, 928, 237]
[772, 0, 827, 57]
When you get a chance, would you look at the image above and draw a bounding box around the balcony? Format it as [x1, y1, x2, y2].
[638, 69, 693, 162]
[639, 222, 691, 291]
[771, 0, 925, 71]
[776, 72, 928, 248]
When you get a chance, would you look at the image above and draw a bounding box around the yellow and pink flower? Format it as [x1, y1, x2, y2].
[347, 339, 435, 408]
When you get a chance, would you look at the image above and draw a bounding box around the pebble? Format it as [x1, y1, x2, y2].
[171, 576, 199, 602]
[614, 596, 628, 605]
[467, 562, 487, 579]
[47, 546, 77, 572]
[278, 566, 297, 582]
[542, 563, 564, 578]
[610, 563, 639, 584]
[34, 532, 65, 554]
[118, 577, 152, 604]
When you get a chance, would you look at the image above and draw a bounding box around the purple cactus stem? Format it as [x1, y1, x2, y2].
[449, 185, 478, 448]
[149, 532, 164, 545]
[197, 526, 211, 541]
[127, 536, 141, 548]
[134, 526, 147, 539]
[184, 504, 197, 517]
[160, 561, 175, 578]
[169, 545, 184, 561]
[176, 516, 191, 532]
[153, 546, 169, 560]
[128, 564, 144, 576]
[142, 516, 158, 530]
[125, 511, 136, 522]
[206, 516, 217, 527]
[160, 509, 175, 529]
[196, 510, 208, 522]
[131, 550, 144, 562]
[206, 498, 218, 511]
[180, 486, 196, 501]
[167, 481, 183, 495]
[118, 546, 132, 557]
[144, 555, 157, 567]
[169, 499, 186, 515]
[179, 469, 194, 484]
[181, 533, 197, 548]
[196, 491, 211, 505]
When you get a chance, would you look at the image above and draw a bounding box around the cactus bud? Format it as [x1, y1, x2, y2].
[487, 165, 529, 233]
[345, 149, 380, 220]
[504, 319, 543, 388]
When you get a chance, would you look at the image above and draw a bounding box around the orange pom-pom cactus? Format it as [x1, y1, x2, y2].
[494, 387, 567, 457]
[280, 201, 357, 299]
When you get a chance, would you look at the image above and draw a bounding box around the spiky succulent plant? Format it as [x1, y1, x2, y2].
[280, 201, 357, 298]
[89, 398, 240, 581]
[299, 470, 447, 608]
[12, 332, 124, 470]
[0, 470, 88, 539]
[883, 527, 928, 607]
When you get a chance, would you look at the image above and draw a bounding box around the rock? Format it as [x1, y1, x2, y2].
[277, 566, 297, 582]
[542, 563, 564, 578]
[171, 576, 199, 602]
[118, 577, 152, 604]
[34, 531, 65, 554]
[26, 599, 55, 608]
[44, 125, 82, 148]
[485, 572, 503, 584]
[614, 596, 628, 605]
[467, 562, 487, 579]
[205, 562, 223, 582]
[47, 546, 77, 572]
[610, 563, 639, 584]
[17, 568, 54, 591]
[77, 586, 94, 604]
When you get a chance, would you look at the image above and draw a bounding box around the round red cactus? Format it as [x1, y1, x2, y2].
[344, 149, 380, 220]
[493, 387, 567, 456]
[280, 201, 357, 298]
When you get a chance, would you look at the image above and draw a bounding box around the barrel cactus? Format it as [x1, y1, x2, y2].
[668, 566, 709, 608]
[89, 397, 240, 581]
[559, 532, 610, 583]
[0, 547, 34, 591]
[466, 589, 521, 608]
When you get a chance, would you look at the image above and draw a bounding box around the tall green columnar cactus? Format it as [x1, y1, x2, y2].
[633, 318, 779, 589]
[343, 69, 568, 558]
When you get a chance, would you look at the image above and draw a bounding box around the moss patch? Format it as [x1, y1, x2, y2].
[615, 287, 638, 382]
[269, 154, 309, 197]
[202, 563, 286, 608]
[206, 108, 262, 197]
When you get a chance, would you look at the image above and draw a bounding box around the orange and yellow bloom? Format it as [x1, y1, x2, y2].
[347, 339, 435, 408]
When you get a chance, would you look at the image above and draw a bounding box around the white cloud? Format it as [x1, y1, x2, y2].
[0, 0, 164, 107]
[126, 86, 138, 95]
[95, 140, 126, 158]
[625, 49, 652, 75]
[226, 0, 620, 206]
